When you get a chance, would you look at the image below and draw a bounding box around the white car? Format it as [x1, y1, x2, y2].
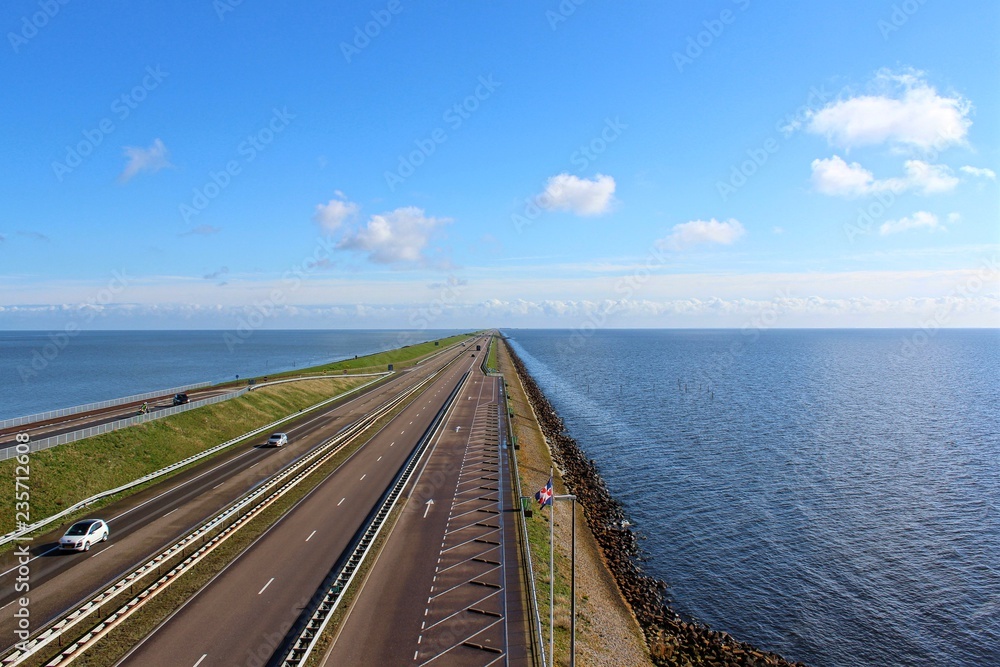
[267, 432, 288, 447]
[59, 519, 109, 552]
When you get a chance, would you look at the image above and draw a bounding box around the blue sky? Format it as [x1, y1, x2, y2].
[1, 1, 998, 329]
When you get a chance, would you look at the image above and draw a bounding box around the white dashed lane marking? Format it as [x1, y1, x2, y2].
[90, 544, 114, 558]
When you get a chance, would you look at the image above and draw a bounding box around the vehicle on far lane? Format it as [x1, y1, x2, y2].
[59, 519, 109, 552]
[172, 393, 190, 405]
[267, 432, 288, 447]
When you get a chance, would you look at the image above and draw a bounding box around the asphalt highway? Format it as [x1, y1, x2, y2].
[114, 342, 485, 666]
[324, 361, 530, 666]
[0, 337, 484, 654]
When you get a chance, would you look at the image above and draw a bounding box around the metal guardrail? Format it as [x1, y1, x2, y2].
[0, 373, 393, 463]
[503, 377, 547, 667]
[0, 381, 211, 430]
[0, 376, 386, 548]
[1, 374, 424, 666]
[279, 371, 471, 666]
[0, 389, 247, 462]
[249, 372, 389, 390]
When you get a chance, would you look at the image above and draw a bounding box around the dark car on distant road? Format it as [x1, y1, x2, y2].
[172, 393, 189, 405]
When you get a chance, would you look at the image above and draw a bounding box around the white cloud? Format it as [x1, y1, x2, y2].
[811, 156, 957, 197]
[811, 156, 893, 197]
[338, 206, 451, 266]
[960, 165, 997, 180]
[537, 173, 615, 216]
[879, 211, 944, 236]
[903, 160, 959, 194]
[659, 218, 745, 250]
[119, 138, 172, 183]
[2, 292, 995, 329]
[314, 193, 360, 232]
[475, 293, 999, 328]
[806, 69, 971, 151]
[3, 264, 998, 328]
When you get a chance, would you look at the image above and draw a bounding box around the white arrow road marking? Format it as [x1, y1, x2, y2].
[424, 499, 435, 518]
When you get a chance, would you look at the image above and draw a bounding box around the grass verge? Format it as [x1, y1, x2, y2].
[498, 336, 651, 667]
[264, 333, 476, 378]
[486, 335, 499, 373]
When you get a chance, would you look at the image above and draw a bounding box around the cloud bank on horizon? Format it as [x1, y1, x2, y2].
[1, 3, 997, 329]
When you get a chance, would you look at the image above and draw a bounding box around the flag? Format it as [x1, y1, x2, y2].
[535, 477, 553, 507]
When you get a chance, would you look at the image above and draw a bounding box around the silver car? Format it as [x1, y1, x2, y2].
[59, 519, 109, 552]
[267, 432, 288, 447]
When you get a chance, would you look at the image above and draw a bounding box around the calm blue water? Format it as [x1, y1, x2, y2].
[505, 329, 999, 667]
[0, 329, 463, 419]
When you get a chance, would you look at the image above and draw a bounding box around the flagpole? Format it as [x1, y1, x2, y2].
[549, 468, 554, 667]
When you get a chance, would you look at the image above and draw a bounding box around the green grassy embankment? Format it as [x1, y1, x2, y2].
[485, 336, 499, 373]
[0, 376, 368, 537]
[264, 333, 476, 378]
[1, 331, 478, 539]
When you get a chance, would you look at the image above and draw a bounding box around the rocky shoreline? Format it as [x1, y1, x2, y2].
[505, 342, 807, 667]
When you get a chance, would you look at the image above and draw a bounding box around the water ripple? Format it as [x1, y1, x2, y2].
[507, 329, 1000, 667]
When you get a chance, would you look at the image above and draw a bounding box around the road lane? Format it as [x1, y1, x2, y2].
[114, 346, 484, 666]
[0, 339, 486, 653]
[325, 351, 530, 666]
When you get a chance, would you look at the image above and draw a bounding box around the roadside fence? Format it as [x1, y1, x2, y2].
[0, 389, 246, 462]
[0, 381, 210, 430]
